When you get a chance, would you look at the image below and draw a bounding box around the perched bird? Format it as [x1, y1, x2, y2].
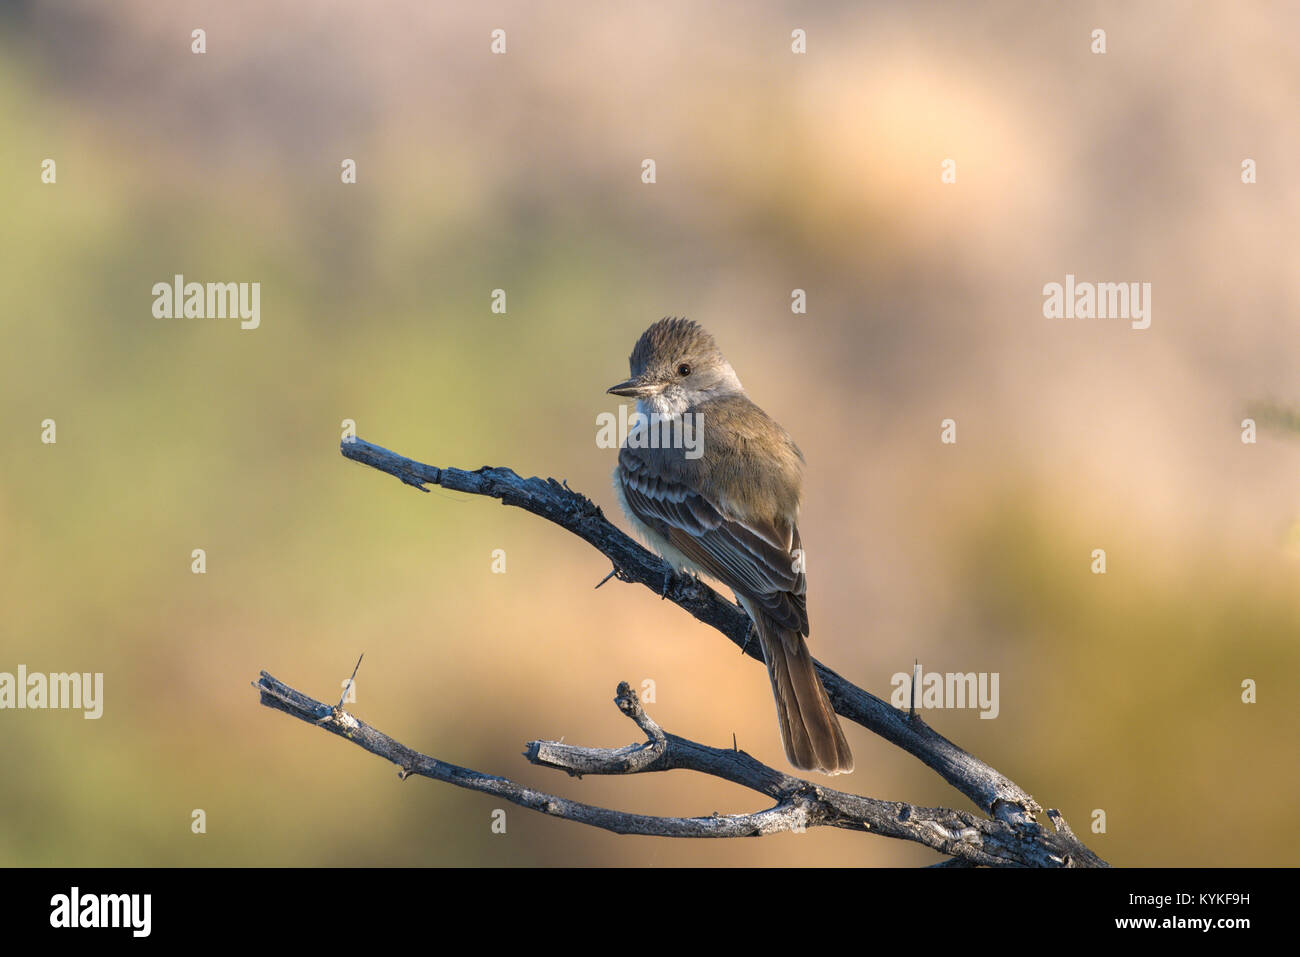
[607, 317, 853, 775]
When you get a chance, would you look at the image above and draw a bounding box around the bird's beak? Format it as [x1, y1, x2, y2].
[607, 375, 655, 398]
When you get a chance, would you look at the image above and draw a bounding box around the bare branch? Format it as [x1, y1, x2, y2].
[338, 437, 1052, 828]
[255, 673, 1101, 865]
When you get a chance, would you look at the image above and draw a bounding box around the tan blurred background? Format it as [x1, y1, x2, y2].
[1, 0, 1297, 866]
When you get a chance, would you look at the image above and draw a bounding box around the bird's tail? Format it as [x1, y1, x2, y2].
[752, 614, 854, 776]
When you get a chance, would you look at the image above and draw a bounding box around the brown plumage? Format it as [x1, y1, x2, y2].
[609, 317, 853, 775]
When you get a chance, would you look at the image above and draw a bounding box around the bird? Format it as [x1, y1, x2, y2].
[607, 317, 853, 775]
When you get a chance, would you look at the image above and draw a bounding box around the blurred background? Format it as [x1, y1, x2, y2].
[1, 0, 1297, 867]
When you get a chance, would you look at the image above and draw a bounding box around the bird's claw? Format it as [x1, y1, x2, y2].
[660, 569, 674, 598]
[740, 621, 758, 655]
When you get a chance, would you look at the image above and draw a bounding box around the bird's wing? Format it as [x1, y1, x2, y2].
[618, 448, 808, 635]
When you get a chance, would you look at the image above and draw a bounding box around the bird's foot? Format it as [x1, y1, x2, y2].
[740, 620, 758, 655]
[660, 568, 675, 599]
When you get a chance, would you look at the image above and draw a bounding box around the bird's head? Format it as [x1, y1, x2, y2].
[607, 317, 743, 414]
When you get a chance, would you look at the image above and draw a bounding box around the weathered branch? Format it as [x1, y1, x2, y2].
[256, 673, 1096, 865]
[316, 435, 1106, 865]
[342, 442, 1044, 815]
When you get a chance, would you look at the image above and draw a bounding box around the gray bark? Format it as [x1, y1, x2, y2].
[251, 435, 1109, 866]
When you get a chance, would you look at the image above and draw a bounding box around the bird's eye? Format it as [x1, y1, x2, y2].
[677, 363, 691, 377]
